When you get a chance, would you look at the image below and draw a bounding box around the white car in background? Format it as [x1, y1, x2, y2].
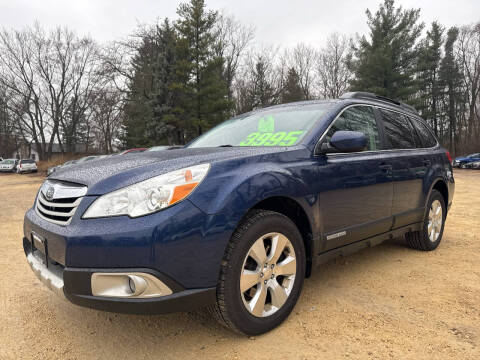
[470, 160, 480, 169]
[16, 159, 37, 174]
[0, 159, 18, 172]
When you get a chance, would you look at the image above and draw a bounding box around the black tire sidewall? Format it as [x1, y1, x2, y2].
[422, 190, 446, 250]
[222, 212, 306, 335]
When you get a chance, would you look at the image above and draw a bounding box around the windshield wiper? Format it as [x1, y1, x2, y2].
[218, 144, 233, 147]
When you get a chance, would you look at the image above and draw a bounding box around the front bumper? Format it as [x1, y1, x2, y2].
[24, 197, 237, 289]
[23, 238, 216, 314]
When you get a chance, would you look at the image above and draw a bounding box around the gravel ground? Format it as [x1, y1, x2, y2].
[0, 170, 478, 359]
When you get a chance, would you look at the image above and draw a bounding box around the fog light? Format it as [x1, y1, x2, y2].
[91, 272, 172, 298]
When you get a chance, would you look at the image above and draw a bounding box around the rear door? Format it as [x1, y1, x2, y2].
[378, 108, 427, 228]
[316, 105, 394, 251]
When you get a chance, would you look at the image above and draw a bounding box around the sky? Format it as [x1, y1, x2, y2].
[0, 0, 479, 48]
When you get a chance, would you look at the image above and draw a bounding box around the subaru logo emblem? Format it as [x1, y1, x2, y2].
[45, 186, 55, 200]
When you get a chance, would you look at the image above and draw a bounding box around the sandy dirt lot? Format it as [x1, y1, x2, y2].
[0, 170, 479, 359]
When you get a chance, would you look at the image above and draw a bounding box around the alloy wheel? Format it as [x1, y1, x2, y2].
[240, 232, 297, 317]
[428, 199, 443, 242]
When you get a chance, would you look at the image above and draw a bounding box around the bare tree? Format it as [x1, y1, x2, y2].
[215, 13, 255, 106]
[281, 44, 317, 100]
[233, 46, 283, 113]
[456, 23, 480, 144]
[0, 24, 109, 159]
[91, 88, 124, 154]
[317, 33, 352, 99]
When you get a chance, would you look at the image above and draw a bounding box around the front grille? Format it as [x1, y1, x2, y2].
[35, 180, 87, 226]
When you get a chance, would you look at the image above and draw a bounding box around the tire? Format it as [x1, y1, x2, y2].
[405, 190, 446, 251]
[459, 162, 467, 169]
[208, 209, 306, 335]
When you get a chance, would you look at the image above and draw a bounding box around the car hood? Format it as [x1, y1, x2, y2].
[49, 147, 290, 195]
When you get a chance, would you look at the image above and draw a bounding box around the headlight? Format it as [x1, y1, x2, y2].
[83, 163, 210, 218]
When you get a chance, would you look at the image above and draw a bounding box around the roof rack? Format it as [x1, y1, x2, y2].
[339, 92, 418, 115]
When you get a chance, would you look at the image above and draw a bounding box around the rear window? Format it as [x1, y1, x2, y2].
[409, 118, 437, 148]
[21, 159, 35, 164]
[380, 109, 416, 149]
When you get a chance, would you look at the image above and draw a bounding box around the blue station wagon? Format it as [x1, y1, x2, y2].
[23, 92, 454, 335]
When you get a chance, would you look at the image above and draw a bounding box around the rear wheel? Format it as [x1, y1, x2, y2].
[209, 210, 305, 335]
[405, 190, 446, 251]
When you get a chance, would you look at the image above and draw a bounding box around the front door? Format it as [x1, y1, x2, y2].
[316, 105, 394, 251]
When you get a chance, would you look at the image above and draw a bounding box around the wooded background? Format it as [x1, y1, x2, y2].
[0, 0, 479, 160]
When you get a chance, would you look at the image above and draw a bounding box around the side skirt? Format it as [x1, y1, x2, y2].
[312, 222, 423, 268]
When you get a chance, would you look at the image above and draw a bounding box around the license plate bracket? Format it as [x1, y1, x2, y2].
[31, 232, 48, 267]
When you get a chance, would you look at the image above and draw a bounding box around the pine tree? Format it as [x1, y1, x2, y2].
[250, 58, 277, 109]
[349, 0, 424, 100]
[281, 67, 305, 104]
[174, 0, 231, 138]
[124, 20, 179, 147]
[416, 22, 444, 135]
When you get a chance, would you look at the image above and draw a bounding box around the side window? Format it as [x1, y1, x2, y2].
[325, 106, 381, 151]
[380, 109, 416, 149]
[409, 118, 437, 148]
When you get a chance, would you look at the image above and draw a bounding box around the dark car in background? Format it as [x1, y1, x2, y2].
[453, 153, 480, 168]
[23, 92, 454, 335]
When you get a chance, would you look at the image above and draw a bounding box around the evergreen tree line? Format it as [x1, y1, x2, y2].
[121, 0, 480, 155]
[0, 0, 478, 159]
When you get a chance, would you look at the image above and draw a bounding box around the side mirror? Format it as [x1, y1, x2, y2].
[319, 130, 367, 154]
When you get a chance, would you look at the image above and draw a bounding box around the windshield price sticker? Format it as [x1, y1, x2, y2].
[239, 130, 305, 146]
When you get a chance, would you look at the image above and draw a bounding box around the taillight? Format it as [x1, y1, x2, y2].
[446, 151, 452, 163]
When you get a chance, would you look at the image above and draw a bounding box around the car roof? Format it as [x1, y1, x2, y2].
[243, 92, 420, 120]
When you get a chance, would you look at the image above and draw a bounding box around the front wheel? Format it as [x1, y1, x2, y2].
[405, 190, 446, 251]
[459, 162, 467, 169]
[209, 210, 306, 335]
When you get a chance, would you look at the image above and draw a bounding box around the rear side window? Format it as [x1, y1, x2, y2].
[409, 118, 437, 148]
[325, 106, 381, 151]
[380, 109, 416, 149]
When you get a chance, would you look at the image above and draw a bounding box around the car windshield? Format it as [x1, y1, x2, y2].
[3, 160, 14, 165]
[187, 103, 333, 148]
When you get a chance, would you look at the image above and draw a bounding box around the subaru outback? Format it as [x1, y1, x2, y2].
[23, 92, 454, 335]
